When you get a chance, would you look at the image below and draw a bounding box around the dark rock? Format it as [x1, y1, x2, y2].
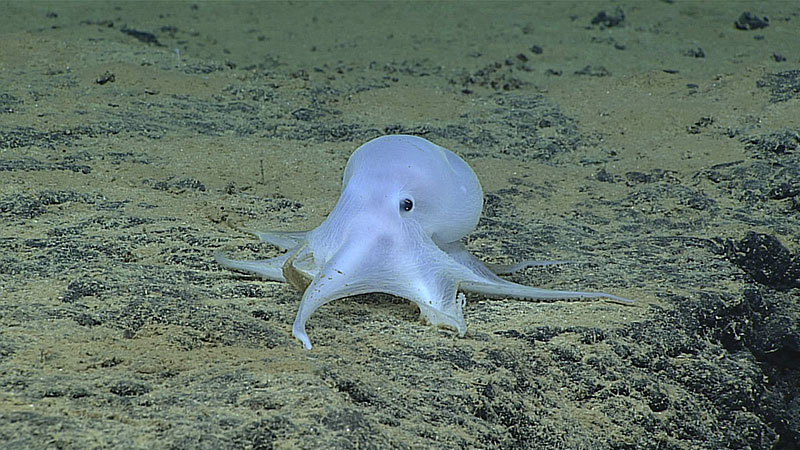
[591, 7, 625, 28]
[734, 12, 769, 30]
[726, 232, 800, 290]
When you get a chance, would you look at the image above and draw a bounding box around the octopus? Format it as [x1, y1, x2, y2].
[217, 135, 632, 349]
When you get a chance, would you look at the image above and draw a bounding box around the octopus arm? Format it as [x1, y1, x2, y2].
[247, 230, 309, 250]
[460, 279, 635, 304]
[214, 251, 292, 282]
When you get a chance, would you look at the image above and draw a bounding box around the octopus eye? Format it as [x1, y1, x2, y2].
[400, 198, 414, 212]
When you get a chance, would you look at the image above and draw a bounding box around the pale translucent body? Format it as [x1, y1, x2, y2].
[217, 135, 632, 349]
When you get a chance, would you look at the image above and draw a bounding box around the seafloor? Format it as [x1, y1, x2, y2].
[0, 1, 798, 448]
